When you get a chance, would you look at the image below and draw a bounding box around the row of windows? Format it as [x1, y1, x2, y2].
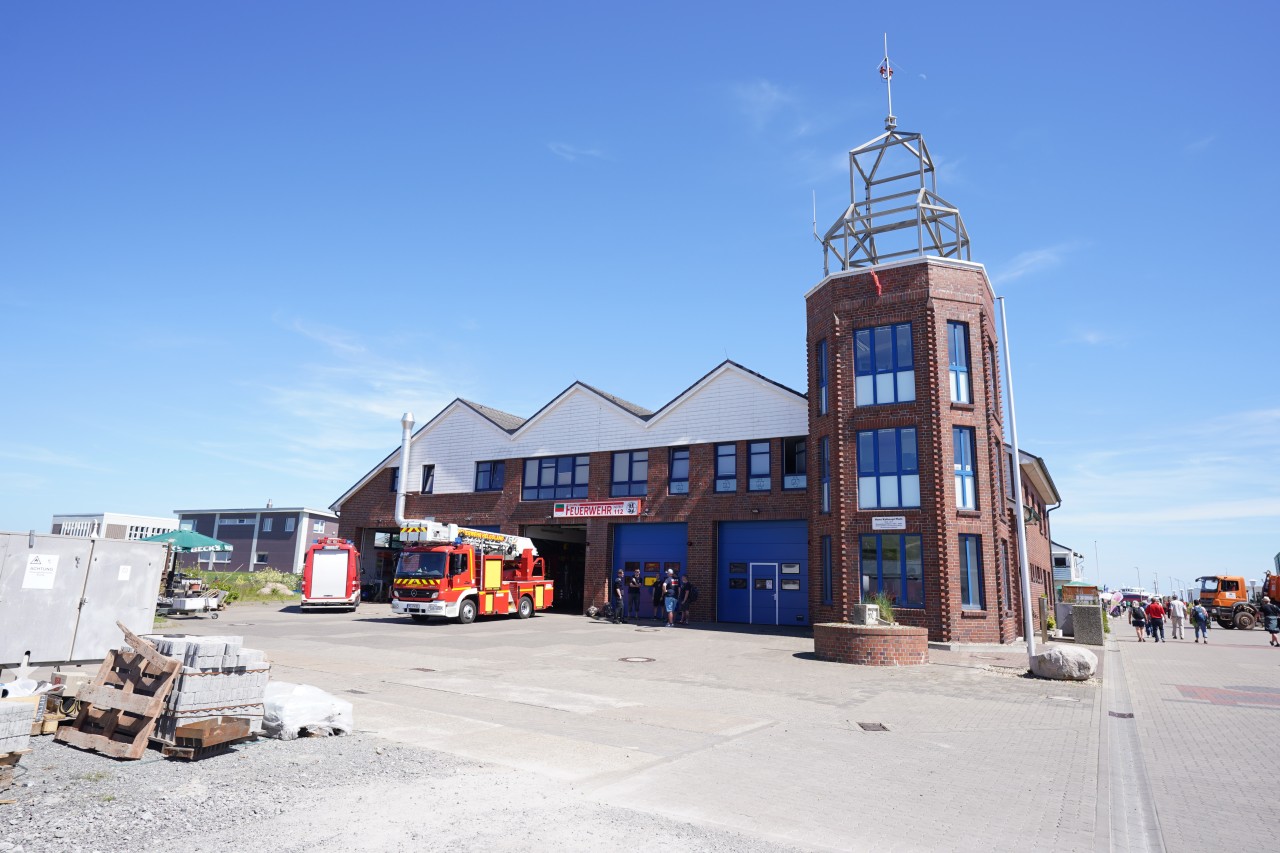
[813, 320, 974, 410]
[859, 533, 987, 610]
[400, 426, 981, 512]
[394, 439, 810, 499]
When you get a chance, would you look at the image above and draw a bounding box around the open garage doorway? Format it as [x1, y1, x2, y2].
[522, 524, 586, 613]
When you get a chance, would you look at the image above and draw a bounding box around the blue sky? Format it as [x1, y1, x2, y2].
[2, 2, 1276, 593]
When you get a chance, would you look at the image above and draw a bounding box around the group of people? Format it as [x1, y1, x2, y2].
[1125, 594, 1208, 642]
[612, 567, 698, 627]
[1125, 594, 1280, 645]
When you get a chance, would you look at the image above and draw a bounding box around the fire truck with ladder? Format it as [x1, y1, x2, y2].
[389, 411, 553, 623]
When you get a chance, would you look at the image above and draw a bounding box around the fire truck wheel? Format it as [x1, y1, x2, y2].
[518, 596, 534, 619]
[1234, 610, 1257, 630]
[458, 599, 478, 624]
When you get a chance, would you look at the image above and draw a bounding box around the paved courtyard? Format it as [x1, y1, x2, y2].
[39, 603, 1273, 851]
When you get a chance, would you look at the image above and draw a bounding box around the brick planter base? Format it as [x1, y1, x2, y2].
[814, 622, 929, 666]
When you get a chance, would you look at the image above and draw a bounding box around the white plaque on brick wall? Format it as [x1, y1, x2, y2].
[871, 516, 907, 531]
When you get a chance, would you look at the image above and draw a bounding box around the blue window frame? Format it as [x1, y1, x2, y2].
[421, 464, 434, 494]
[715, 444, 737, 493]
[783, 437, 807, 490]
[748, 441, 770, 491]
[388, 466, 399, 492]
[948, 321, 972, 404]
[522, 455, 589, 500]
[953, 427, 976, 510]
[857, 428, 920, 509]
[817, 339, 829, 415]
[960, 534, 984, 609]
[821, 535, 833, 604]
[669, 447, 690, 495]
[820, 436, 831, 513]
[474, 460, 505, 492]
[854, 323, 914, 405]
[611, 450, 648, 497]
[860, 534, 924, 608]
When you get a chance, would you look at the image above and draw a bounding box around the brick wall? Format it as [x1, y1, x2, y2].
[337, 437, 809, 619]
[813, 623, 929, 666]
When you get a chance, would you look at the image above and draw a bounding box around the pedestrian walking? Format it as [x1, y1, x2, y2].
[1145, 597, 1166, 642]
[613, 570, 627, 623]
[1168, 594, 1187, 640]
[662, 568, 680, 627]
[1192, 601, 1210, 643]
[1260, 596, 1280, 647]
[1130, 600, 1147, 641]
[626, 568, 642, 620]
[678, 575, 697, 625]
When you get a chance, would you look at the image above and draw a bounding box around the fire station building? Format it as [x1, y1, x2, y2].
[330, 117, 1061, 643]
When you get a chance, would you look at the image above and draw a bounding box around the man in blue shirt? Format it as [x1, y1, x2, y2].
[662, 568, 680, 627]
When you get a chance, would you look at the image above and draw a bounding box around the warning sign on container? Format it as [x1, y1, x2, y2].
[22, 553, 59, 589]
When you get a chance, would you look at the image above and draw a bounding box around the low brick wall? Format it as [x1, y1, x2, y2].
[814, 622, 930, 666]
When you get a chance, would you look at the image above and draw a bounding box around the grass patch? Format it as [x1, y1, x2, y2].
[101, 793, 116, 802]
[871, 593, 895, 624]
[197, 568, 301, 604]
[77, 771, 110, 782]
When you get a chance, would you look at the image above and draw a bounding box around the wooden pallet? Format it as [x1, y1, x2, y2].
[53, 623, 179, 760]
[0, 748, 31, 791]
[161, 717, 253, 760]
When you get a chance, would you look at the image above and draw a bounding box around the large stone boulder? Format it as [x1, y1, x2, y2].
[1030, 646, 1097, 681]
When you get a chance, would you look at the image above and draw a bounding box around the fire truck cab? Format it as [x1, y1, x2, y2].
[390, 523, 553, 623]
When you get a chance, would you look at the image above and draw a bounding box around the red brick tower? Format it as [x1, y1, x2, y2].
[806, 50, 1016, 642]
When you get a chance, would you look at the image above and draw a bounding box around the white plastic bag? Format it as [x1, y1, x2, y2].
[262, 681, 354, 740]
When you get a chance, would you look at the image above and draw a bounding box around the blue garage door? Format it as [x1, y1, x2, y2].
[613, 523, 688, 620]
[718, 520, 808, 626]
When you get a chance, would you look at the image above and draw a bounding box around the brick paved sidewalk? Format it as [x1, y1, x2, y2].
[1111, 628, 1280, 851]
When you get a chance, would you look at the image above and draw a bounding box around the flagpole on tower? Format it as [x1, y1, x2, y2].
[880, 34, 896, 131]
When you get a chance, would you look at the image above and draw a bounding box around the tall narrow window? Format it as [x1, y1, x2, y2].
[388, 467, 399, 492]
[817, 339, 829, 415]
[522, 456, 589, 500]
[715, 444, 737, 493]
[261, 517, 273, 532]
[284, 517, 295, 533]
[821, 535, 833, 604]
[475, 460, 506, 492]
[948, 321, 972, 404]
[854, 323, 914, 405]
[782, 437, 807, 490]
[960, 534, 984, 609]
[611, 450, 648, 497]
[748, 441, 771, 491]
[953, 427, 976, 510]
[669, 447, 690, 495]
[860, 534, 924, 608]
[421, 464, 435, 494]
[820, 436, 831, 513]
[856, 428, 920, 509]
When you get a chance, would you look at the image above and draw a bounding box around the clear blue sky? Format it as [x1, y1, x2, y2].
[2, 2, 1276, 593]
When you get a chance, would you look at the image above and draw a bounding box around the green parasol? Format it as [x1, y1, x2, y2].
[141, 528, 233, 553]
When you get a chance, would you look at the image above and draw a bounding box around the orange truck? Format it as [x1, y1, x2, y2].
[1195, 572, 1280, 630]
[301, 537, 362, 611]
[389, 522, 553, 623]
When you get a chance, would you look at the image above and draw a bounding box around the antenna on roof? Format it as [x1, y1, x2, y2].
[811, 191, 820, 242]
[880, 33, 896, 131]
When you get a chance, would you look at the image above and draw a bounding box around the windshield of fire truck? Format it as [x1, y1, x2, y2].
[395, 551, 447, 579]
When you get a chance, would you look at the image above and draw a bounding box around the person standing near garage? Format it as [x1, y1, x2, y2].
[662, 568, 680, 627]
[679, 574, 697, 625]
[626, 568, 642, 621]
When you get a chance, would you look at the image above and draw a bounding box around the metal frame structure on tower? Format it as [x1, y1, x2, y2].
[819, 37, 971, 275]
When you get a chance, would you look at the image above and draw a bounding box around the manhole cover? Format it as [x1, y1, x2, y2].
[221, 623, 255, 627]
[634, 628, 661, 633]
[347, 689, 369, 695]
[1109, 711, 1135, 719]
[857, 722, 889, 732]
[1047, 696, 1081, 703]
[411, 667, 436, 673]
[619, 657, 655, 663]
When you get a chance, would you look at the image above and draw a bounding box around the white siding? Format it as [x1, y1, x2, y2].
[398, 365, 807, 496]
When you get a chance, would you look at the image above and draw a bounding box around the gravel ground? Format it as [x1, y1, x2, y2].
[2, 734, 806, 853]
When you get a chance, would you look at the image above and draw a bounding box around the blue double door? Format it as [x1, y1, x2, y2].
[613, 523, 687, 620]
[718, 520, 808, 626]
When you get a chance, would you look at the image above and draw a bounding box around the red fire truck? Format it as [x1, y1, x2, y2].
[389, 522, 553, 623]
[301, 537, 361, 611]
